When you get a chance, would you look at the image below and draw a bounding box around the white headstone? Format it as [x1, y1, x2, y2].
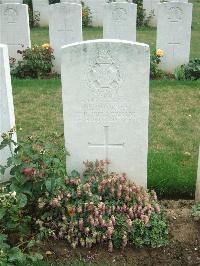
[143, 0, 160, 27]
[0, 4, 31, 61]
[165, 0, 188, 3]
[32, 0, 49, 27]
[156, 2, 192, 73]
[61, 40, 150, 188]
[1, 0, 23, 3]
[103, 2, 137, 42]
[83, 0, 106, 27]
[196, 147, 200, 202]
[0, 44, 16, 183]
[60, 0, 81, 3]
[49, 3, 82, 73]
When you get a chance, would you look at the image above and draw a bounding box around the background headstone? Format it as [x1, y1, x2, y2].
[60, 0, 81, 3]
[0, 3, 31, 61]
[84, 0, 106, 27]
[165, 0, 188, 3]
[156, 2, 192, 73]
[143, 0, 160, 27]
[0, 44, 16, 183]
[61, 40, 150, 188]
[195, 147, 200, 202]
[103, 2, 137, 42]
[32, 0, 49, 27]
[49, 3, 82, 73]
[1, 0, 23, 3]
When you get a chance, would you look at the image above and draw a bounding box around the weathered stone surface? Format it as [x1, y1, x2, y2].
[143, 0, 160, 27]
[83, 0, 106, 27]
[32, 0, 49, 26]
[166, 0, 188, 3]
[61, 40, 150, 188]
[0, 3, 31, 61]
[0, 44, 16, 182]
[156, 2, 192, 73]
[1, 0, 23, 3]
[103, 2, 137, 42]
[60, 0, 81, 3]
[49, 3, 82, 73]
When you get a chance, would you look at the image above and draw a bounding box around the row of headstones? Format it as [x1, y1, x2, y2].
[0, 0, 189, 27]
[0, 2, 193, 73]
[0, 0, 114, 27]
[1, 41, 200, 192]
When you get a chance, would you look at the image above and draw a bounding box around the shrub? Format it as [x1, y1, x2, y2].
[82, 2, 92, 27]
[23, 0, 40, 28]
[11, 44, 55, 79]
[0, 187, 43, 265]
[150, 49, 165, 79]
[133, 0, 148, 27]
[0, 130, 66, 264]
[0, 130, 168, 259]
[174, 59, 200, 80]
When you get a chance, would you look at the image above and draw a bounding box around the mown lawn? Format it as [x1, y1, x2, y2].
[12, 78, 200, 198]
[30, 0, 200, 59]
[11, 0, 200, 199]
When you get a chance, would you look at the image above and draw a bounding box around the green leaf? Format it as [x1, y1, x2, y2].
[17, 194, 27, 208]
[45, 179, 52, 192]
[8, 247, 25, 262]
[0, 209, 6, 219]
[28, 252, 43, 262]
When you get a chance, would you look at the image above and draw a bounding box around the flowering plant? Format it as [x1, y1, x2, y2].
[0, 130, 168, 259]
[11, 44, 55, 79]
[36, 160, 168, 251]
[150, 49, 165, 79]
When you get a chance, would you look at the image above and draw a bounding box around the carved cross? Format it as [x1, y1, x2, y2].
[88, 126, 125, 170]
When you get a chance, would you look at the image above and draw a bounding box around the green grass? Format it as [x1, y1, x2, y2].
[12, 78, 200, 199]
[30, 0, 200, 59]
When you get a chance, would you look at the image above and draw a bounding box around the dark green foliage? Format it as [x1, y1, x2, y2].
[175, 59, 200, 80]
[130, 212, 168, 248]
[11, 45, 55, 79]
[132, 0, 147, 27]
[23, 0, 40, 28]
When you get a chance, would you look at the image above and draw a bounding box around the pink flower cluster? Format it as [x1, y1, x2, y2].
[39, 161, 162, 252]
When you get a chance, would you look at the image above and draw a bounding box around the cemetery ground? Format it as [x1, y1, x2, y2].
[6, 1, 200, 265]
[18, 200, 200, 266]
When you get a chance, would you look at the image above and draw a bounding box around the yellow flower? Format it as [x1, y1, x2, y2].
[42, 43, 50, 49]
[156, 49, 164, 57]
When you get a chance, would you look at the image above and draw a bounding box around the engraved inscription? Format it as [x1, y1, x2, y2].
[57, 19, 73, 32]
[4, 8, 18, 24]
[82, 101, 135, 123]
[79, 49, 134, 123]
[168, 7, 183, 22]
[112, 7, 127, 24]
[88, 50, 121, 98]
